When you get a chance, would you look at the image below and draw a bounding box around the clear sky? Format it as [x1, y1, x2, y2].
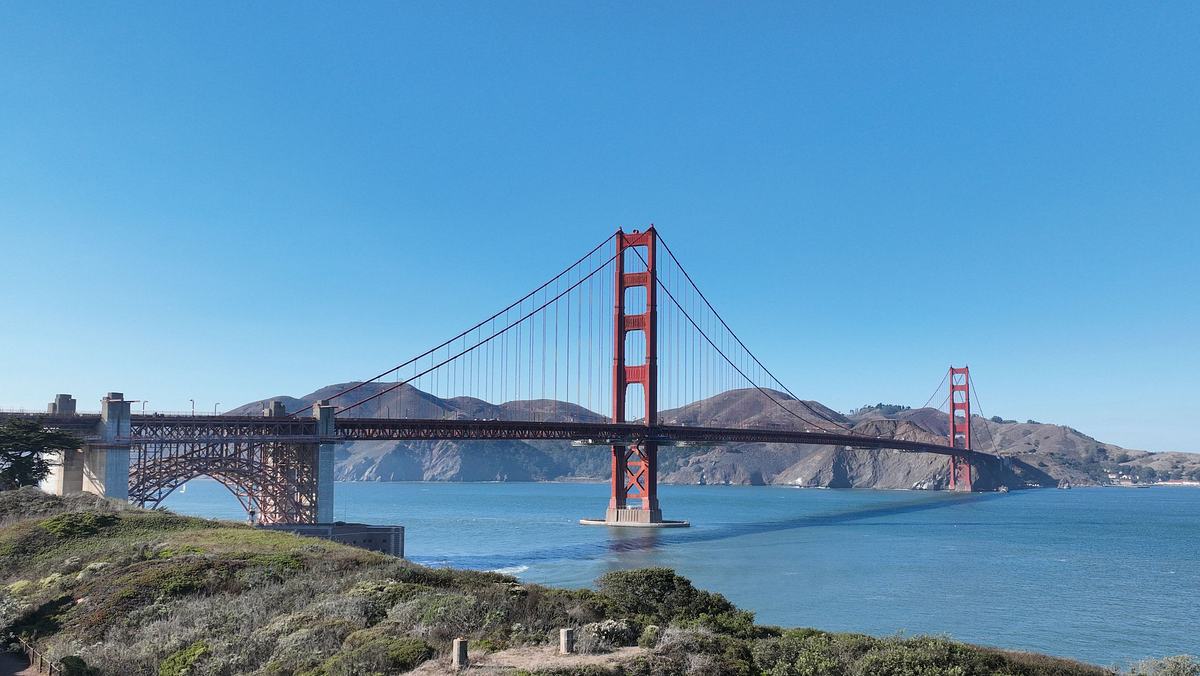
[1, 3, 1196, 452]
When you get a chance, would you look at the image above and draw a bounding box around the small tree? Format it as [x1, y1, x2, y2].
[0, 418, 82, 490]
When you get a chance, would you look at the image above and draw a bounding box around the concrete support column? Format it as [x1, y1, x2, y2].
[317, 443, 335, 523]
[82, 393, 132, 500]
[314, 401, 337, 524]
[40, 393, 84, 496]
[83, 446, 131, 500]
[47, 394, 77, 415]
[43, 448, 84, 495]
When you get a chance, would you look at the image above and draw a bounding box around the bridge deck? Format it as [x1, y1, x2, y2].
[1, 412, 992, 461]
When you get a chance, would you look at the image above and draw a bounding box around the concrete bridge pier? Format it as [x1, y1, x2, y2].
[41, 394, 83, 495]
[47, 393, 77, 415]
[81, 393, 132, 500]
[314, 400, 336, 523]
[44, 447, 85, 495]
[45, 392, 132, 500]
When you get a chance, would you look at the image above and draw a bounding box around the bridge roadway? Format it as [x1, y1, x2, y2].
[2, 411, 994, 462]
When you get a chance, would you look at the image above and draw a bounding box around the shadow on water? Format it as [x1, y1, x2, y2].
[411, 491, 1006, 571]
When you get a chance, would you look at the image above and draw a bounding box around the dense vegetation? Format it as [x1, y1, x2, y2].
[1, 488, 1192, 675]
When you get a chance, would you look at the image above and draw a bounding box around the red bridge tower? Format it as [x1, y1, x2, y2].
[583, 227, 686, 527]
[948, 365, 973, 491]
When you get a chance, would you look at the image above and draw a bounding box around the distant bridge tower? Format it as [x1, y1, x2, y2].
[948, 366, 973, 491]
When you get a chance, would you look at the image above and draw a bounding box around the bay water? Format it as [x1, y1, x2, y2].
[164, 481, 1200, 667]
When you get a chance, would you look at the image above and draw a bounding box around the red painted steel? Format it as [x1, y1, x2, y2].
[948, 366, 973, 491]
[129, 440, 320, 524]
[610, 228, 660, 514]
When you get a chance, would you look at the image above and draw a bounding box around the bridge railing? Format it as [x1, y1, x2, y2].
[137, 409, 236, 417]
[0, 407, 244, 417]
[0, 408, 99, 416]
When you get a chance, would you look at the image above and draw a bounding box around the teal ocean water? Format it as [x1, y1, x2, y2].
[164, 481, 1200, 667]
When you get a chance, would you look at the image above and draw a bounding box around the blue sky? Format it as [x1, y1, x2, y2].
[1, 3, 1196, 452]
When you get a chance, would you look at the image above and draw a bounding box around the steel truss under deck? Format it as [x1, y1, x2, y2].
[129, 440, 320, 524]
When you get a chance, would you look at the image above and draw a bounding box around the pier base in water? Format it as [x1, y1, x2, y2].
[580, 508, 689, 528]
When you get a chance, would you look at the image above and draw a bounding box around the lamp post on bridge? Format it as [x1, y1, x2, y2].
[213, 403, 220, 416]
[190, 399, 195, 416]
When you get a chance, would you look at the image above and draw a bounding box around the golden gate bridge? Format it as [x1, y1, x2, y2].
[3, 227, 995, 526]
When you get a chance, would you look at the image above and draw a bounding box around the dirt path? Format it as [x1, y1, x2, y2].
[0, 652, 38, 676]
[410, 644, 642, 674]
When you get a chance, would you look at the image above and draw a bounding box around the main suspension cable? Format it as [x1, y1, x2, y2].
[968, 376, 1002, 456]
[625, 242, 851, 435]
[921, 369, 950, 411]
[335, 251, 619, 416]
[287, 232, 615, 416]
[655, 234, 854, 432]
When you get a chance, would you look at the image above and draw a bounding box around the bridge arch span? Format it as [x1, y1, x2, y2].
[135, 467, 260, 518]
[129, 442, 320, 524]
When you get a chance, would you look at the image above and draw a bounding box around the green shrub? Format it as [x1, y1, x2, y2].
[12, 594, 74, 637]
[59, 656, 95, 676]
[694, 609, 771, 640]
[578, 618, 637, 653]
[155, 544, 204, 558]
[1130, 655, 1200, 676]
[596, 568, 737, 626]
[749, 632, 1111, 676]
[317, 630, 433, 674]
[853, 636, 971, 675]
[752, 629, 844, 676]
[470, 637, 505, 653]
[638, 624, 661, 649]
[159, 640, 208, 676]
[627, 626, 754, 676]
[68, 558, 244, 638]
[235, 552, 305, 586]
[40, 512, 118, 538]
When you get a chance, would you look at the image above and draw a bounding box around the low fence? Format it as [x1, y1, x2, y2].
[15, 636, 63, 676]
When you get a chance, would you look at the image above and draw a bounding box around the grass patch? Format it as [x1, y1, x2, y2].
[159, 640, 208, 676]
[40, 512, 118, 538]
